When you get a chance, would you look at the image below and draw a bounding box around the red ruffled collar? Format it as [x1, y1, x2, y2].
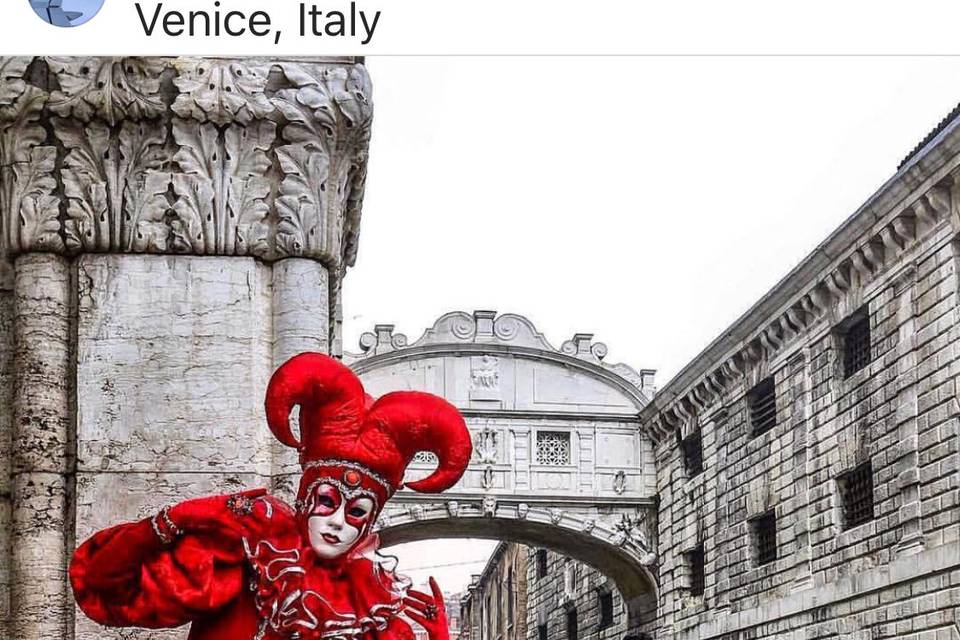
[243, 530, 410, 640]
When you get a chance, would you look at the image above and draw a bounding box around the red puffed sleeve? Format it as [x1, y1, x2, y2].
[69, 491, 284, 629]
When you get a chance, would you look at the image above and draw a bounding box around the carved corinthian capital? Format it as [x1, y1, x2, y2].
[0, 56, 371, 271]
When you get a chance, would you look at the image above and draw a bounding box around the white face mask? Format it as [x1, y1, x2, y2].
[306, 483, 376, 560]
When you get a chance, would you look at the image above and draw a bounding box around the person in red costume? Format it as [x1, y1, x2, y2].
[70, 353, 472, 640]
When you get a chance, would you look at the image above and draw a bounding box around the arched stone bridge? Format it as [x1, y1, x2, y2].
[345, 310, 660, 626]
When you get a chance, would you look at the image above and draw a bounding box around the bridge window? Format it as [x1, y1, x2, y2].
[536, 549, 548, 579]
[566, 608, 578, 640]
[838, 461, 874, 529]
[748, 377, 777, 437]
[750, 511, 778, 565]
[685, 544, 705, 596]
[536, 431, 571, 465]
[680, 430, 704, 477]
[507, 568, 514, 621]
[598, 591, 614, 629]
[841, 308, 871, 378]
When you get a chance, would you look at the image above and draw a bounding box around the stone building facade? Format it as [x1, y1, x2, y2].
[461, 542, 530, 640]
[524, 547, 631, 640]
[641, 108, 960, 637]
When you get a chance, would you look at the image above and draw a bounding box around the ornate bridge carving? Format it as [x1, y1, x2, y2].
[346, 310, 660, 624]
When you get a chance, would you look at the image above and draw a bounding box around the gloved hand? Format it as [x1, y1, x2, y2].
[404, 577, 449, 640]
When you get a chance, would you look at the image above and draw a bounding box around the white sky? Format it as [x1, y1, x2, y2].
[349, 56, 960, 592]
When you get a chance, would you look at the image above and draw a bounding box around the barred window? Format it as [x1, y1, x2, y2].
[681, 431, 704, 477]
[536, 431, 571, 465]
[748, 377, 777, 437]
[598, 591, 614, 628]
[536, 549, 548, 579]
[685, 544, 705, 596]
[566, 609, 578, 640]
[838, 462, 874, 529]
[750, 512, 777, 566]
[842, 310, 871, 378]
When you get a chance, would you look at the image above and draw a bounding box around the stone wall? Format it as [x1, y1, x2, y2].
[462, 543, 530, 640]
[641, 107, 960, 637]
[525, 549, 630, 640]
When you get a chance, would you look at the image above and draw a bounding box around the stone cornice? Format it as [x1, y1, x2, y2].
[640, 111, 960, 444]
[0, 56, 371, 272]
[346, 310, 657, 400]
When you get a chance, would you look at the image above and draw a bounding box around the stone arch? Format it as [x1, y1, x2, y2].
[377, 505, 657, 628]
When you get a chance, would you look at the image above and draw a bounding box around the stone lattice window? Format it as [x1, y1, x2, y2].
[680, 430, 704, 477]
[598, 591, 614, 628]
[412, 451, 439, 464]
[685, 544, 705, 596]
[750, 512, 778, 566]
[842, 310, 872, 378]
[536, 431, 571, 465]
[838, 461, 875, 529]
[748, 377, 777, 437]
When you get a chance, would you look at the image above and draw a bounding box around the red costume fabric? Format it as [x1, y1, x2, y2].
[70, 353, 473, 640]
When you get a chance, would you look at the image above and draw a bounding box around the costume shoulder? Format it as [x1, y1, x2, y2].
[69, 489, 297, 629]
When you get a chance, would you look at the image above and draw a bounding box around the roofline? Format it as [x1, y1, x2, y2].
[639, 106, 960, 426]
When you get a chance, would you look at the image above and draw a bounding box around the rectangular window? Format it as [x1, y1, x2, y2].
[536, 549, 548, 579]
[842, 310, 871, 378]
[750, 512, 777, 566]
[748, 377, 777, 436]
[598, 591, 614, 629]
[536, 431, 571, 465]
[685, 544, 705, 596]
[538, 625, 548, 640]
[838, 462, 874, 529]
[566, 609, 578, 640]
[681, 430, 704, 477]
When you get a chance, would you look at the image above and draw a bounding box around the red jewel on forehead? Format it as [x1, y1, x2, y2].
[343, 470, 362, 487]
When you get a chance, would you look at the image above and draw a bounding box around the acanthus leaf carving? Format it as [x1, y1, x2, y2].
[46, 57, 166, 125]
[0, 57, 32, 107]
[172, 58, 274, 125]
[1, 85, 62, 253]
[275, 142, 331, 258]
[55, 118, 168, 252]
[170, 119, 274, 256]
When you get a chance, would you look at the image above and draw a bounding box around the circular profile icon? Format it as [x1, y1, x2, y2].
[29, 0, 104, 27]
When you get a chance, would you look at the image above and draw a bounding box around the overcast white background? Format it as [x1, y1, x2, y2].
[344, 56, 960, 593]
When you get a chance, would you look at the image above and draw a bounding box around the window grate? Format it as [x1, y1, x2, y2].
[536, 431, 571, 465]
[566, 609, 578, 640]
[838, 462, 874, 529]
[681, 431, 704, 477]
[748, 377, 777, 436]
[843, 312, 871, 378]
[598, 591, 614, 628]
[536, 549, 548, 579]
[685, 544, 705, 596]
[751, 512, 777, 566]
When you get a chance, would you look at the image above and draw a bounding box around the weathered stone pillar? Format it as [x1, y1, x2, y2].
[11, 253, 72, 640]
[0, 56, 372, 640]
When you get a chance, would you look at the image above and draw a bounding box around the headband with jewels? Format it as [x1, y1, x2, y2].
[265, 352, 473, 512]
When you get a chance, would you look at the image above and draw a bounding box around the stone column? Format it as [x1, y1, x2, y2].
[0, 56, 372, 640]
[10, 254, 72, 640]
